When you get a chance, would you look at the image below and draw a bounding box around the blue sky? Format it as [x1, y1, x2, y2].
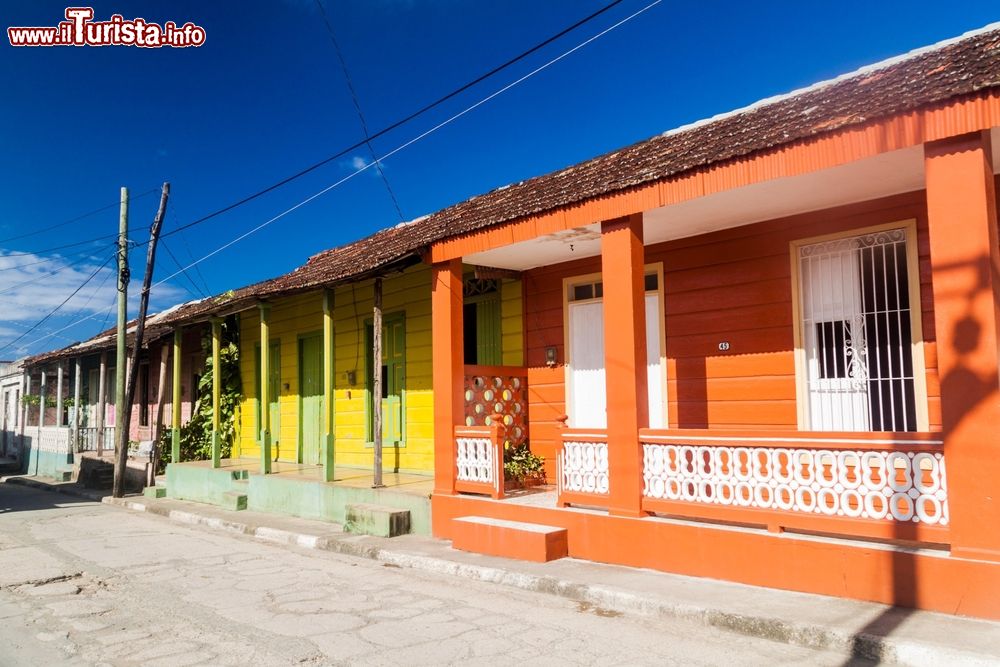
[1, 0, 997, 358]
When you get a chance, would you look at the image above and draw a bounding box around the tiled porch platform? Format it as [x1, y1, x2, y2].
[165, 459, 433, 534]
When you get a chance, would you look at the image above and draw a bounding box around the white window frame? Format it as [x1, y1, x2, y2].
[790, 219, 930, 432]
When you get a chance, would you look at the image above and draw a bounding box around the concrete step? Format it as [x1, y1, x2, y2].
[345, 503, 410, 537]
[220, 491, 248, 511]
[143, 485, 167, 499]
[54, 466, 75, 483]
[451, 516, 568, 563]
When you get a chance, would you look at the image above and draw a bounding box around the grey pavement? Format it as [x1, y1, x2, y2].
[0, 481, 873, 666]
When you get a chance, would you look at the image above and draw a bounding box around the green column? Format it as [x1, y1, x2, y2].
[259, 303, 272, 474]
[322, 289, 335, 482]
[171, 328, 182, 464]
[211, 318, 222, 469]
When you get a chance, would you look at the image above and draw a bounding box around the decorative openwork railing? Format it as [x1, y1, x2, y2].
[463, 365, 528, 448]
[454, 425, 504, 499]
[556, 429, 609, 508]
[639, 429, 948, 543]
[37, 426, 71, 455]
[75, 426, 115, 453]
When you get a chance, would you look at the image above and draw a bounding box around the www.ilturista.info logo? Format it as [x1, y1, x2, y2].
[8, 7, 206, 48]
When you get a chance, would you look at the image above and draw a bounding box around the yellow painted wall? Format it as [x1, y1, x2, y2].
[236, 265, 435, 473]
[332, 266, 433, 472]
[501, 278, 524, 366]
[236, 267, 524, 473]
[237, 292, 324, 462]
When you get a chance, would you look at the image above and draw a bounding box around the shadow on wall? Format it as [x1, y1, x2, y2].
[843, 250, 998, 663]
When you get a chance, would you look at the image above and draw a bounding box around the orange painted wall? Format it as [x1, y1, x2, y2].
[524, 191, 946, 474]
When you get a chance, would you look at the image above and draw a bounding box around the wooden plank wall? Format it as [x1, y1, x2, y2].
[523, 191, 943, 475]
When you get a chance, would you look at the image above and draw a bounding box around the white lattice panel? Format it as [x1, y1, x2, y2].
[456, 437, 494, 484]
[560, 441, 609, 495]
[641, 444, 948, 525]
[38, 427, 71, 454]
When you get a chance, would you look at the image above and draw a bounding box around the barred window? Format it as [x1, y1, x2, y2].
[798, 228, 918, 432]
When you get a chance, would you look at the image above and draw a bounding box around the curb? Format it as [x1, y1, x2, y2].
[1, 475, 109, 503]
[100, 496, 996, 666]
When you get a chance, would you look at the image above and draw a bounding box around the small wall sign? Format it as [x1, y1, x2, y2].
[718, 341, 731, 351]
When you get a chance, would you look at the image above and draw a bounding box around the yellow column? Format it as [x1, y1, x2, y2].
[322, 290, 336, 482]
[259, 303, 272, 474]
[211, 318, 222, 469]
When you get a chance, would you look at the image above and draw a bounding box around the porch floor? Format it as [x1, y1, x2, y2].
[187, 458, 434, 498]
[166, 458, 435, 534]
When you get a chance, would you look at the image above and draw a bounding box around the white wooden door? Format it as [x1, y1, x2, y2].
[567, 300, 606, 428]
[568, 291, 665, 429]
[645, 293, 665, 428]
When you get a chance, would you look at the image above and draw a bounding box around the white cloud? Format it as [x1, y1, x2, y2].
[0, 249, 186, 357]
[342, 155, 386, 178]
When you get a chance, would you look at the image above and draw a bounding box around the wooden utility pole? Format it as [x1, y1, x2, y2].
[114, 183, 169, 497]
[372, 277, 383, 488]
[114, 187, 129, 473]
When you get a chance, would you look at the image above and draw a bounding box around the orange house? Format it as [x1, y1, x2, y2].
[423, 27, 1000, 619]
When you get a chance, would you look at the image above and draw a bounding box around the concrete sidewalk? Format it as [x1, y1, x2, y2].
[5, 475, 1000, 665]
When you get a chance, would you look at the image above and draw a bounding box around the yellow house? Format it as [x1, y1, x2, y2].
[232, 264, 522, 475]
[156, 221, 524, 535]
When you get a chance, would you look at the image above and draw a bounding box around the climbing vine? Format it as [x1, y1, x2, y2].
[162, 316, 241, 465]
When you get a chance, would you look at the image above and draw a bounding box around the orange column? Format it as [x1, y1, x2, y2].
[601, 213, 648, 517]
[925, 131, 1000, 561]
[432, 259, 464, 496]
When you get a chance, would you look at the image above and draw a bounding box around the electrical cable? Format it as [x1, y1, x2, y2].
[314, 0, 406, 223]
[0, 187, 157, 244]
[148, 0, 629, 244]
[0, 253, 115, 354]
[149, 0, 662, 290]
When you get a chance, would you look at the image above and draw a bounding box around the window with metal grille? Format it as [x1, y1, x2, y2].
[798, 228, 917, 432]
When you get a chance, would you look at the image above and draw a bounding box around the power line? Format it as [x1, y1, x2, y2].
[0, 243, 113, 273]
[151, 0, 661, 290]
[160, 238, 209, 299]
[0, 187, 158, 244]
[7, 0, 649, 357]
[0, 253, 114, 354]
[170, 210, 213, 296]
[146, 0, 627, 245]
[1, 226, 151, 258]
[3, 2, 624, 264]
[313, 0, 405, 223]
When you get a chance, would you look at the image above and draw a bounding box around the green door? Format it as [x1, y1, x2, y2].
[475, 295, 502, 366]
[299, 335, 323, 466]
[367, 316, 404, 445]
[256, 343, 281, 458]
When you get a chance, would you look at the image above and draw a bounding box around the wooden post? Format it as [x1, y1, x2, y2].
[431, 259, 463, 496]
[72, 357, 81, 453]
[211, 317, 222, 469]
[114, 186, 129, 466]
[55, 362, 64, 428]
[171, 328, 182, 464]
[114, 182, 168, 498]
[37, 368, 46, 476]
[601, 213, 648, 518]
[259, 303, 272, 474]
[96, 352, 107, 457]
[39, 369, 47, 429]
[925, 131, 1000, 561]
[322, 289, 336, 483]
[372, 277, 384, 488]
[18, 371, 29, 459]
[150, 342, 169, 487]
